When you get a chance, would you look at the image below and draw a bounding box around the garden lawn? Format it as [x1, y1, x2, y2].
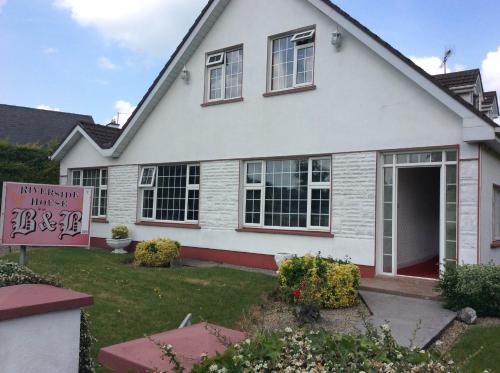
[2, 248, 276, 372]
[450, 324, 500, 373]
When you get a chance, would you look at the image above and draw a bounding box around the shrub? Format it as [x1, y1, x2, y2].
[437, 263, 500, 316]
[0, 261, 95, 373]
[111, 225, 129, 239]
[134, 238, 180, 267]
[190, 326, 455, 373]
[278, 254, 360, 309]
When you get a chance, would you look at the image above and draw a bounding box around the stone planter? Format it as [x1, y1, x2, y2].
[274, 253, 295, 268]
[106, 238, 132, 254]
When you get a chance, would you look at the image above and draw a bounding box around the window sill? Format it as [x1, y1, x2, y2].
[201, 97, 243, 107]
[236, 227, 333, 238]
[491, 240, 500, 248]
[135, 221, 201, 229]
[263, 85, 316, 97]
[92, 217, 109, 223]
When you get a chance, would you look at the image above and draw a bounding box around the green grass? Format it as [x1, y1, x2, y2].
[450, 324, 500, 373]
[2, 248, 276, 372]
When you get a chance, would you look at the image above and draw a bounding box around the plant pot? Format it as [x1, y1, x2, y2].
[106, 238, 132, 254]
[274, 253, 295, 268]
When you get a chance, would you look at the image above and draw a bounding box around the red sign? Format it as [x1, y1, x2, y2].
[0, 182, 92, 247]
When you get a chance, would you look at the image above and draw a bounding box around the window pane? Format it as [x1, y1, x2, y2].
[101, 169, 108, 186]
[188, 165, 200, 185]
[99, 189, 107, 216]
[296, 46, 314, 85]
[246, 162, 262, 184]
[156, 165, 187, 221]
[209, 67, 223, 100]
[310, 188, 329, 227]
[82, 169, 101, 217]
[187, 189, 199, 221]
[244, 189, 261, 224]
[140, 167, 155, 186]
[225, 48, 243, 99]
[142, 189, 154, 219]
[72, 170, 81, 186]
[264, 158, 308, 227]
[494, 187, 500, 240]
[312, 158, 330, 182]
[271, 36, 294, 90]
[446, 151, 457, 162]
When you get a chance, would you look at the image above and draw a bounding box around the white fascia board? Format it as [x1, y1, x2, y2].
[307, 0, 487, 123]
[108, 0, 230, 158]
[51, 126, 106, 161]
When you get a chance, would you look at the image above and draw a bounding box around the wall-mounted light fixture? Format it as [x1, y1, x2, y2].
[181, 66, 190, 84]
[331, 29, 342, 51]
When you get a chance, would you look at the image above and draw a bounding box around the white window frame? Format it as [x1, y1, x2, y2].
[139, 166, 156, 187]
[71, 168, 107, 218]
[269, 29, 315, 92]
[242, 157, 331, 231]
[205, 48, 243, 102]
[138, 164, 200, 223]
[494, 185, 500, 241]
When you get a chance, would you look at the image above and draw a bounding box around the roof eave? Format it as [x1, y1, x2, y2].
[50, 126, 107, 161]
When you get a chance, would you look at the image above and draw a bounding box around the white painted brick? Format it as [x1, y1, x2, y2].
[332, 152, 376, 239]
[199, 160, 239, 230]
[458, 160, 478, 264]
[107, 165, 139, 225]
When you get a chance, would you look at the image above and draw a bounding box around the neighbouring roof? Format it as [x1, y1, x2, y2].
[433, 69, 481, 89]
[78, 121, 123, 149]
[0, 104, 94, 146]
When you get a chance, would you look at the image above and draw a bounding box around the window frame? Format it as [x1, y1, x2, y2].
[139, 166, 156, 187]
[71, 168, 108, 218]
[242, 157, 331, 231]
[138, 164, 200, 224]
[494, 185, 500, 241]
[268, 27, 316, 93]
[205, 46, 243, 103]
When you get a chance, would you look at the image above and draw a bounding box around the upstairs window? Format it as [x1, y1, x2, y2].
[494, 185, 500, 241]
[270, 28, 315, 91]
[139, 164, 200, 223]
[72, 168, 107, 217]
[205, 47, 243, 101]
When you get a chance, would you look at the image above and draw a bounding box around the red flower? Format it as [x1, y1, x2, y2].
[292, 288, 301, 299]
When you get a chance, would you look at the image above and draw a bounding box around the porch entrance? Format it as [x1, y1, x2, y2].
[380, 150, 458, 278]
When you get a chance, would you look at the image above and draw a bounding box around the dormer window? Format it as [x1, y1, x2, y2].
[269, 28, 315, 91]
[205, 47, 243, 102]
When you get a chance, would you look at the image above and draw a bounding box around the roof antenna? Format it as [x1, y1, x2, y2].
[440, 48, 454, 74]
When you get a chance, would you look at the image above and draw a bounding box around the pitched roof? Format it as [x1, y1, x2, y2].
[433, 69, 480, 89]
[0, 104, 94, 146]
[78, 122, 122, 149]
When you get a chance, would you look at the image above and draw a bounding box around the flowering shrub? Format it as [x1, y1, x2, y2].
[278, 254, 360, 309]
[190, 326, 455, 373]
[437, 263, 500, 316]
[134, 238, 180, 267]
[111, 225, 129, 239]
[0, 261, 95, 373]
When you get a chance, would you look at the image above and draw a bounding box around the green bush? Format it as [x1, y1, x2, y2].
[0, 261, 95, 373]
[134, 238, 180, 267]
[278, 254, 360, 309]
[111, 225, 129, 239]
[437, 263, 500, 316]
[189, 326, 455, 372]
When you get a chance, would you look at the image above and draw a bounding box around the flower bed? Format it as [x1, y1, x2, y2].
[278, 254, 360, 309]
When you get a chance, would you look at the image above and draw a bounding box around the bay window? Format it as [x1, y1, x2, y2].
[270, 28, 315, 91]
[139, 164, 200, 223]
[243, 157, 331, 230]
[206, 47, 243, 101]
[71, 168, 107, 217]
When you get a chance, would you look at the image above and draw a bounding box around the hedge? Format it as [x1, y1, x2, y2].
[0, 261, 95, 373]
[134, 238, 181, 267]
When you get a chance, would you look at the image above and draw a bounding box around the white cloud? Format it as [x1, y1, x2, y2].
[111, 100, 136, 125]
[54, 0, 206, 57]
[36, 104, 61, 111]
[97, 56, 118, 70]
[410, 56, 466, 76]
[481, 46, 500, 95]
[0, 0, 6, 14]
[43, 46, 59, 55]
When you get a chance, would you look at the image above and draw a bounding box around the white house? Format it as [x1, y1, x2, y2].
[52, 0, 500, 278]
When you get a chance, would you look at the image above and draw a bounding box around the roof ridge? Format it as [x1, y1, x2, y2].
[0, 103, 93, 118]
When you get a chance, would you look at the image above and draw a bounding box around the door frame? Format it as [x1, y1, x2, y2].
[377, 150, 458, 277]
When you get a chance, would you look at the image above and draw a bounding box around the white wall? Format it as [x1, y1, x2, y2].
[480, 145, 500, 263]
[0, 309, 81, 373]
[459, 159, 479, 264]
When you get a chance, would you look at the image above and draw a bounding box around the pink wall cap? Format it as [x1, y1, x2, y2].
[99, 322, 246, 373]
[0, 284, 93, 321]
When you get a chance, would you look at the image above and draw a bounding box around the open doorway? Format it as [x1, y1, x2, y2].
[396, 167, 440, 278]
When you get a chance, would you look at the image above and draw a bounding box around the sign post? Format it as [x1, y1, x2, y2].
[0, 182, 92, 263]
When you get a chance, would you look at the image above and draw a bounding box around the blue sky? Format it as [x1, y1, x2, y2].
[0, 0, 499, 124]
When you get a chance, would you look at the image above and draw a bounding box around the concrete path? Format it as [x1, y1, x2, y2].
[181, 258, 277, 276]
[360, 290, 455, 348]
